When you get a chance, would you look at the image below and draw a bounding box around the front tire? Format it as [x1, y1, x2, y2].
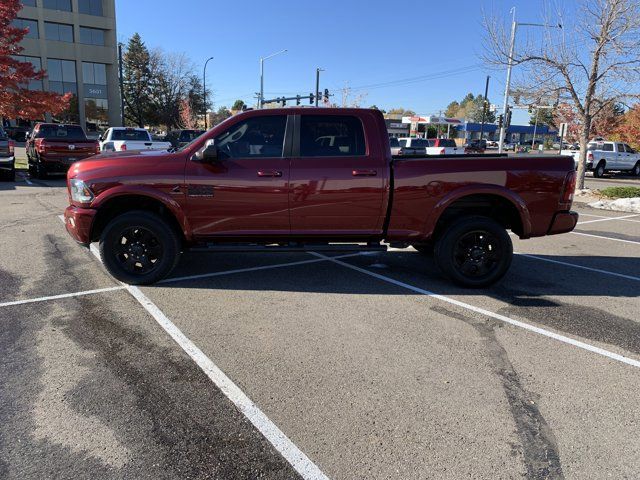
[434, 216, 513, 288]
[631, 162, 640, 177]
[99, 211, 181, 285]
[593, 161, 606, 178]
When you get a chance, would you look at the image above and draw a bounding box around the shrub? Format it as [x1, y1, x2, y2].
[599, 186, 640, 199]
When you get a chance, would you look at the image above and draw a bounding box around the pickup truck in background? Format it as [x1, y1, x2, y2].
[99, 127, 172, 153]
[398, 137, 463, 155]
[64, 107, 578, 288]
[26, 123, 99, 179]
[164, 129, 206, 149]
[561, 140, 640, 177]
[0, 127, 16, 181]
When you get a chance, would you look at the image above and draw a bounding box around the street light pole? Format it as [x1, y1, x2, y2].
[259, 49, 287, 109]
[315, 68, 324, 107]
[203, 56, 214, 130]
[479, 75, 490, 142]
[498, 8, 517, 154]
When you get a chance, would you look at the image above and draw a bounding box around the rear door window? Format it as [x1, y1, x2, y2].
[300, 115, 366, 157]
[602, 143, 614, 152]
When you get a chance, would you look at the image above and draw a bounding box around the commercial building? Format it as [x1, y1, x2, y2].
[7, 0, 120, 137]
[384, 118, 410, 138]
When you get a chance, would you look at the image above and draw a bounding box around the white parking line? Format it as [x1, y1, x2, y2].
[311, 252, 640, 369]
[83, 243, 329, 480]
[0, 286, 125, 308]
[571, 231, 640, 245]
[578, 214, 639, 225]
[515, 253, 640, 282]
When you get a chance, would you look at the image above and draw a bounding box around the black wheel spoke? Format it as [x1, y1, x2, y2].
[112, 226, 163, 275]
[453, 229, 500, 279]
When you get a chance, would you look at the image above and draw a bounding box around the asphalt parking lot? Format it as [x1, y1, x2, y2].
[1, 175, 639, 479]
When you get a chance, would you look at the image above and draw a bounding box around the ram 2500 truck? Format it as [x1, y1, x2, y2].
[64, 108, 578, 288]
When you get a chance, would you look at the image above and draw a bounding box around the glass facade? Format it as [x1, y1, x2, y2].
[79, 27, 105, 46]
[85, 98, 109, 134]
[22, 0, 37, 6]
[47, 58, 77, 95]
[12, 18, 39, 39]
[83, 62, 109, 134]
[79, 0, 104, 16]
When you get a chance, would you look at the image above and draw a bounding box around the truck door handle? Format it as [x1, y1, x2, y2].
[352, 169, 377, 176]
[257, 170, 283, 177]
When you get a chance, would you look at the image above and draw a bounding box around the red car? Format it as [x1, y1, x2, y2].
[64, 108, 578, 288]
[26, 123, 99, 178]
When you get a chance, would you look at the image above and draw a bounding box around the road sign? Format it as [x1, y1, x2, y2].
[559, 123, 568, 139]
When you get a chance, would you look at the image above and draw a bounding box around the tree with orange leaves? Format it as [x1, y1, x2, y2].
[613, 105, 640, 150]
[0, 0, 71, 120]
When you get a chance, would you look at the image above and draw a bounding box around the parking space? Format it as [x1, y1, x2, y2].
[1, 180, 639, 479]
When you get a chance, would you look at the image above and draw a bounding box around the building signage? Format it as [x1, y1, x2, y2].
[402, 116, 463, 125]
[84, 84, 108, 99]
[389, 123, 405, 129]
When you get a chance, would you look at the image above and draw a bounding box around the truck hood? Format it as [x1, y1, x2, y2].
[67, 150, 186, 194]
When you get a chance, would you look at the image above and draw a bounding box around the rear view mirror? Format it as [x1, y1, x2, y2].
[194, 140, 219, 162]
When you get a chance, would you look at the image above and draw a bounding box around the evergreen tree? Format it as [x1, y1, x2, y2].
[122, 33, 153, 127]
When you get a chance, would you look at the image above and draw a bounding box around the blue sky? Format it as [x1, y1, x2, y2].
[116, 0, 571, 124]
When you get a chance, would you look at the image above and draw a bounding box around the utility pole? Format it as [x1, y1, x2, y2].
[498, 8, 517, 154]
[315, 68, 324, 107]
[118, 43, 125, 126]
[479, 75, 490, 142]
[259, 49, 287, 109]
[531, 107, 539, 148]
[203, 56, 214, 129]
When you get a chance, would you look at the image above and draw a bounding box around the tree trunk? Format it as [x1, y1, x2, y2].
[576, 115, 592, 190]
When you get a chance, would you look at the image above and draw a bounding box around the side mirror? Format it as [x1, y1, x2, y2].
[194, 140, 219, 162]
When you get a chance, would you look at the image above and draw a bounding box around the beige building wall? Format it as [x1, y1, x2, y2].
[16, 0, 120, 135]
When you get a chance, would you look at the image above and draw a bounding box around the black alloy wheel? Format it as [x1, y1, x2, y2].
[112, 226, 163, 275]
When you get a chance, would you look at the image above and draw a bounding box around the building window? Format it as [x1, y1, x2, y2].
[21, 0, 37, 6]
[44, 22, 74, 42]
[12, 18, 39, 39]
[79, 27, 105, 46]
[47, 58, 77, 95]
[82, 62, 106, 85]
[85, 98, 109, 134]
[78, 0, 103, 16]
[42, 0, 72, 12]
[12, 55, 43, 90]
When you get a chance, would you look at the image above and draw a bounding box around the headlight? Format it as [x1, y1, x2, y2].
[70, 178, 94, 203]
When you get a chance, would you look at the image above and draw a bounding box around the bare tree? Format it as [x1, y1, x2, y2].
[483, 0, 640, 188]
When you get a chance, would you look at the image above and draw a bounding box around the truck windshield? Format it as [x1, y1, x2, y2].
[112, 130, 150, 141]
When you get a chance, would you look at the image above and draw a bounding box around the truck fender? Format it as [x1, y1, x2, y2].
[92, 185, 193, 241]
[424, 184, 532, 239]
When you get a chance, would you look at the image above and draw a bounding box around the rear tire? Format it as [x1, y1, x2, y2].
[34, 156, 47, 179]
[434, 216, 512, 288]
[2, 166, 15, 182]
[593, 161, 606, 178]
[99, 211, 181, 285]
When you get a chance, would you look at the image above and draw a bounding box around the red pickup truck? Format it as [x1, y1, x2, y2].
[64, 108, 578, 288]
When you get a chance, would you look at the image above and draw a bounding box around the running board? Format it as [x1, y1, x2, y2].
[188, 242, 388, 253]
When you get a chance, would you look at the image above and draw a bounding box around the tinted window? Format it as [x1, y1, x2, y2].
[602, 143, 614, 152]
[616, 143, 625, 152]
[624, 144, 635, 153]
[300, 115, 365, 157]
[12, 18, 39, 39]
[398, 139, 407, 147]
[79, 0, 103, 16]
[43, 0, 72, 11]
[215, 116, 286, 158]
[112, 130, 150, 141]
[79, 27, 105, 45]
[44, 22, 74, 42]
[439, 139, 457, 148]
[389, 137, 399, 148]
[37, 125, 87, 140]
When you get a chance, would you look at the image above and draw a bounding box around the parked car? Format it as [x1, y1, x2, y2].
[562, 140, 640, 177]
[26, 123, 99, 179]
[0, 127, 16, 181]
[99, 127, 172, 152]
[464, 139, 487, 154]
[64, 107, 578, 288]
[4, 126, 29, 143]
[397, 137, 463, 155]
[390, 137, 424, 156]
[395, 138, 428, 155]
[164, 129, 206, 149]
[486, 140, 499, 149]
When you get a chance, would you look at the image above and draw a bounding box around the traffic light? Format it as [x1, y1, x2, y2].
[497, 114, 504, 130]
[280, 97, 286, 106]
[505, 108, 512, 129]
[323, 88, 329, 102]
[309, 93, 315, 105]
[296, 95, 301, 106]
